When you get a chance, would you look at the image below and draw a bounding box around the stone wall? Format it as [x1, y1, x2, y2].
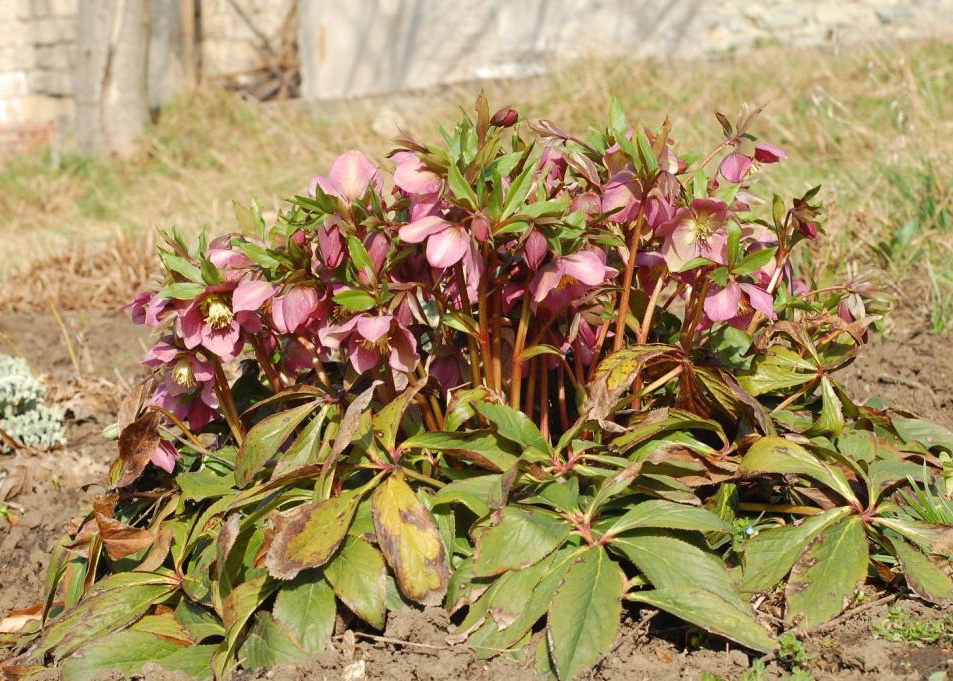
[0, 0, 294, 145]
[298, 0, 953, 100]
[1, 0, 952, 144]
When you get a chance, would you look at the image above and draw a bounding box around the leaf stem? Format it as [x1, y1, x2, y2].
[509, 290, 532, 407]
[210, 358, 244, 445]
[737, 502, 823, 516]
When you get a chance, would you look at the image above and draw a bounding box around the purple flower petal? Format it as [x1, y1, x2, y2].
[562, 251, 608, 286]
[179, 302, 204, 349]
[329, 150, 379, 202]
[349, 340, 381, 373]
[393, 152, 442, 195]
[426, 226, 469, 269]
[142, 339, 179, 367]
[399, 215, 451, 244]
[272, 286, 319, 334]
[718, 152, 753, 183]
[530, 262, 562, 304]
[150, 441, 180, 473]
[524, 229, 548, 270]
[232, 279, 278, 313]
[754, 142, 787, 164]
[317, 224, 345, 269]
[357, 314, 393, 342]
[739, 283, 777, 320]
[388, 325, 419, 373]
[201, 321, 242, 359]
[704, 283, 742, 322]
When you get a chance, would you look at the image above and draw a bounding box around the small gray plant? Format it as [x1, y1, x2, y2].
[0, 354, 66, 452]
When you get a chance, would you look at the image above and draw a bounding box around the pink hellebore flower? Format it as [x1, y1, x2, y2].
[703, 281, 777, 325]
[125, 291, 171, 327]
[142, 340, 220, 433]
[718, 142, 787, 183]
[270, 285, 320, 335]
[393, 152, 442, 196]
[398, 216, 472, 269]
[319, 313, 418, 374]
[150, 441, 180, 474]
[530, 250, 616, 310]
[309, 150, 382, 203]
[179, 278, 277, 360]
[658, 198, 729, 272]
[601, 170, 641, 223]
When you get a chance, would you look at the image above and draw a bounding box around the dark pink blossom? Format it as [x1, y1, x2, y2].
[703, 282, 776, 324]
[319, 313, 418, 374]
[658, 198, 729, 272]
[530, 250, 616, 310]
[718, 152, 753, 184]
[398, 216, 472, 269]
[271, 286, 320, 334]
[393, 152, 442, 195]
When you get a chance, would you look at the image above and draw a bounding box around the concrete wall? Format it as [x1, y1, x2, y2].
[298, 0, 953, 100]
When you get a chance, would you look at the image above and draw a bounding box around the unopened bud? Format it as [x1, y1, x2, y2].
[490, 107, 518, 128]
[471, 212, 491, 242]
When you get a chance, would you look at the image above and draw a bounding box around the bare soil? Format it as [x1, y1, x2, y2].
[1, 309, 951, 680]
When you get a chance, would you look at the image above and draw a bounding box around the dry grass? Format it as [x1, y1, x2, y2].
[0, 39, 950, 320]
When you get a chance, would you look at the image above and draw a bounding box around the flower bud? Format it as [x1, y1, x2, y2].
[471, 212, 491, 242]
[490, 107, 518, 128]
[524, 229, 547, 271]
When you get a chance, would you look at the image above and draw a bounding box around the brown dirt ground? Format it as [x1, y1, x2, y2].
[1, 308, 951, 680]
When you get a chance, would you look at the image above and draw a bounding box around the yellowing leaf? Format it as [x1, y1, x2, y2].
[265, 491, 361, 580]
[372, 473, 449, 606]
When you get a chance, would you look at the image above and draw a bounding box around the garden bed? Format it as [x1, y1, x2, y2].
[1, 308, 950, 680]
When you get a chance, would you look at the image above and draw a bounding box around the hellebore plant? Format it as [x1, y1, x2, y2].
[6, 95, 953, 681]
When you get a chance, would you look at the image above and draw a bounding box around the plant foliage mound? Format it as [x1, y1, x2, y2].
[4, 96, 953, 681]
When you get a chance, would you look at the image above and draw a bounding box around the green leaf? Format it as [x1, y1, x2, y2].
[606, 96, 627, 133]
[473, 506, 571, 577]
[448, 162, 478, 209]
[741, 507, 851, 592]
[734, 247, 777, 276]
[604, 500, 731, 537]
[60, 627, 192, 681]
[892, 417, 953, 453]
[547, 548, 624, 681]
[805, 377, 845, 437]
[158, 282, 206, 300]
[176, 467, 235, 503]
[401, 431, 518, 472]
[372, 473, 449, 606]
[214, 574, 279, 677]
[501, 156, 537, 221]
[785, 515, 867, 628]
[324, 536, 387, 629]
[628, 589, 774, 653]
[431, 474, 501, 517]
[266, 491, 362, 580]
[332, 289, 376, 312]
[239, 612, 309, 670]
[373, 376, 425, 454]
[636, 130, 659, 174]
[518, 344, 564, 362]
[235, 401, 319, 486]
[519, 195, 569, 219]
[232, 240, 282, 270]
[473, 401, 551, 454]
[873, 517, 953, 555]
[740, 436, 857, 504]
[37, 573, 178, 659]
[159, 252, 204, 283]
[174, 599, 224, 643]
[891, 538, 953, 604]
[611, 532, 750, 614]
[273, 594, 338, 657]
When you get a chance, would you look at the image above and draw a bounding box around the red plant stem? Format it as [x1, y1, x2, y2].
[745, 249, 788, 335]
[680, 279, 711, 351]
[698, 140, 729, 170]
[538, 362, 550, 441]
[586, 318, 613, 382]
[211, 358, 244, 445]
[612, 187, 655, 353]
[509, 291, 533, 407]
[557, 367, 570, 433]
[251, 335, 284, 393]
[638, 276, 666, 344]
[524, 357, 538, 422]
[490, 254, 504, 393]
[415, 394, 440, 432]
[453, 262, 484, 389]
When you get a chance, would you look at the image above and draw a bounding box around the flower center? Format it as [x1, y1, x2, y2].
[202, 294, 233, 330]
[359, 336, 391, 353]
[171, 357, 196, 388]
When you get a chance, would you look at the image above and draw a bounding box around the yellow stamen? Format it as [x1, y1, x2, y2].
[202, 294, 233, 329]
[171, 357, 196, 388]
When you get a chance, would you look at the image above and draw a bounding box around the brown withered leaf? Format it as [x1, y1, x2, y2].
[372, 473, 448, 606]
[0, 464, 30, 502]
[135, 525, 172, 573]
[0, 604, 43, 634]
[266, 492, 361, 580]
[0, 425, 21, 451]
[117, 380, 150, 432]
[95, 513, 154, 561]
[116, 411, 161, 487]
